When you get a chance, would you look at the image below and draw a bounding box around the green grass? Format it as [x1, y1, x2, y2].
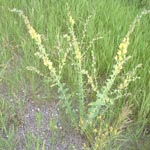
[0, 0, 150, 149]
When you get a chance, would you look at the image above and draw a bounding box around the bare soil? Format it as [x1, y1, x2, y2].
[0, 84, 86, 150]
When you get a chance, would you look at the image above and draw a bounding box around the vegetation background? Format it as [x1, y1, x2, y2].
[0, 0, 150, 149]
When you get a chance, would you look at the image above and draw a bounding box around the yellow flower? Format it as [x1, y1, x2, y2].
[21, 14, 42, 44]
[83, 143, 86, 147]
[69, 16, 75, 26]
[110, 126, 113, 132]
[122, 49, 127, 55]
[118, 55, 123, 62]
[117, 50, 122, 56]
[119, 42, 127, 50]
[75, 49, 82, 61]
[29, 28, 36, 39]
[95, 144, 99, 148]
[79, 117, 84, 126]
[97, 115, 102, 120]
[114, 128, 118, 135]
[93, 128, 98, 133]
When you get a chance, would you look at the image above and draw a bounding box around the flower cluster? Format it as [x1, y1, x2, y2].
[82, 69, 98, 92]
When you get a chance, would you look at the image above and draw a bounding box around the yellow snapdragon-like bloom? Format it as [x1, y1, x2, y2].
[75, 48, 82, 62]
[109, 126, 113, 132]
[114, 128, 118, 135]
[79, 117, 84, 127]
[82, 69, 97, 92]
[95, 144, 99, 148]
[117, 50, 122, 56]
[116, 37, 129, 63]
[119, 42, 127, 50]
[93, 128, 98, 133]
[22, 14, 42, 44]
[21, 12, 55, 74]
[97, 115, 102, 120]
[119, 37, 129, 50]
[122, 49, 127, 55]
[27, 25, 41, 44]
[69, 16, 75, 26]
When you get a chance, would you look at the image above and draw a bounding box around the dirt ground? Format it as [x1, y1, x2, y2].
[0, 84, 86, 150]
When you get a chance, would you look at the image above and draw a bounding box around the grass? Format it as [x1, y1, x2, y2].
[0, 0, 150, 149]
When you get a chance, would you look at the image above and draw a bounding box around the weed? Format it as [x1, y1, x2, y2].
[10, 5, 150, 150]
